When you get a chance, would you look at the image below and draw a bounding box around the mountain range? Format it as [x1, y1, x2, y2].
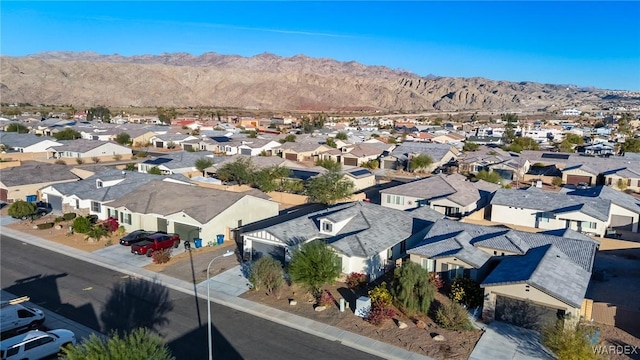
[1, 51, 637, 112]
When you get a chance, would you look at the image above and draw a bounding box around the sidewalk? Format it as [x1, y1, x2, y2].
[0, 226, 433, 360]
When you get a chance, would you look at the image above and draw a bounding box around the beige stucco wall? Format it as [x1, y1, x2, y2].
[482, 284, 581, 322]
[2, 179, 78, 202]
[604, 174, 640, 192]
[490, 204, 538, 228]
[347, 175, 376, 192]
[562, 168, 596, 184]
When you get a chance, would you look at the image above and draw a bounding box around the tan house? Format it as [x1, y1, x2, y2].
[0, 163, 79, 202]
[280, 143, 330, 162]
[408, 219, 598, 329]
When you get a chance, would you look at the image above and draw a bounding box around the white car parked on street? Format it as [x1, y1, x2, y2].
[0, 329, 76, 360]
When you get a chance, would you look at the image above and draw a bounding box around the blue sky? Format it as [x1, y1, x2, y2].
[2, 1, 639, 90]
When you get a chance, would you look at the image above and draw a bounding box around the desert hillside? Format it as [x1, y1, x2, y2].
[0, 52, 635, 111]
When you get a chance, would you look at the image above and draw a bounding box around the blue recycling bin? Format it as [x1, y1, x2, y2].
[194, 238, 202, 248]
[216, 234, 224, 245]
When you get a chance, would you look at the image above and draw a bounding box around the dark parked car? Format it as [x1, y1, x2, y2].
[119, 230, 152, 246]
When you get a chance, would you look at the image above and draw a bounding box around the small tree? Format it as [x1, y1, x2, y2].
[288, 241, 341, 296]
[315, 158, 341, 172]
[409, 154, 433, 173]
[72, 216, 92, 234]
[91, 156, 101, 164]
[362, 160, 379, 170]
[5, 123, 29, 133]
[617, 178, 628, 191]
[166, 141, 176, 149]
[125, 163, 137, 171]
[53, 128, 81, 140]
[249, 256, 284, 297]
[61, 328, 175, 360]
[335, 132, 348, 141]
[7, 200, 36, 218]
[391, 261, 435, 316]
[449, 277, 483, 308]
[305, 169, 355, 205]
[147, 166, 162, 175]
[195, 157, 214, 176]
[542, 321, 602, 360]
[325, 137, 337, 148]
[463, 142, 479, 152]
[476, 170, 502, 184]
[216, 157, 255, 185]
[552, 177, 563, 187]
[283, 134, 296, 143]
[115, 132, 131, 145]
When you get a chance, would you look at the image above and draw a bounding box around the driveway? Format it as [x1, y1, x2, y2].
[469, 321, 554, 360]
[0, 216, 19, 226]
[91, 243, 188, 268]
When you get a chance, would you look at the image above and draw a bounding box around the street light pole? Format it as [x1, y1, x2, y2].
[207, 250, 234, 360]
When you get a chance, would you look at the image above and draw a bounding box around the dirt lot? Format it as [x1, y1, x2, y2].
[241, 281, 481, 360]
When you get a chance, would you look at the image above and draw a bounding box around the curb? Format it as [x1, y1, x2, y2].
[0, 226, 433, 360]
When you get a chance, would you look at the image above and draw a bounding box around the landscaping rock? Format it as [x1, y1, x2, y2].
[397, 321, 408, 329]
[289, 300, 297, 306]
[314, 305, 327, 312]
[432, 334, 445, 341]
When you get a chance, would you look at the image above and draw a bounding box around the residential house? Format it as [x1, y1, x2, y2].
[242, 201, 443, 281]
[459, 147, 521, 183]
[47, 140, 132, 160]
[380, 173, 500, 216]
[380, 143, 459, 172]
[103, 180, 279, 245]
[138, 151, 215, 175]
[465, 136, 503, 146]
[40, 169, 190, 215]
[280, 142, 330, 162]
[150, 133, 197, 149]
[32, 119, 76, 136]
[431, 132, 466, 146]
[237, 138, 282, 156]
[284, 165, 376, 192]
[0, 133, 62, 153]
[327, 143, 390, 167]
[408, 219, 598, 328]
[0, 163, 79, 202]
[489, 186, 640, 236]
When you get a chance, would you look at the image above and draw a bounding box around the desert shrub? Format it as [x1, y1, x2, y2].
[54, 216, 65, 223]
[8, 200, 36, 218]
[75, 158, 85, 165]
[136, 151, 148, 158]
[101, 216, 119, 233]
[85, 224, 108, 242]
[113, 154, 122, 161]
[36, 222, 55, 230]
[152, 249, 172, 264]
[366, 303, 396, 326]
[345, 272, 368, 290]
[552, 177, 563, 187]
[429, 272, 444, 290]
[288, 241, 341, 295]
[542, 321, 602, 360]
[91, 156, 101, 163]
[434, 301, 473, 330]
[449, 277, 483, 308]
[368, 283, 393, 308]
[54, 159, 67, 165]
[248, 256, 284, 296]
[116, 225, 126, 237]
[62, 212, 77, 220]
[317, 289, 335, 307]
[73, 216, 92, 234]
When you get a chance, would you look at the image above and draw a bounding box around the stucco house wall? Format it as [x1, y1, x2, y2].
[482, 284, 581, 322]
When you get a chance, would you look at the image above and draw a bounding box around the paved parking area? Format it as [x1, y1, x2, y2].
[0, 215, 19, 226]
[469, 321, 554, 360]
[196, 264, 252, 297]
[91, 243, 188, 268]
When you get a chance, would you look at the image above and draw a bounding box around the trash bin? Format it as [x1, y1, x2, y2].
[194, 238, 202, 248]
[216, 234, 224, 245]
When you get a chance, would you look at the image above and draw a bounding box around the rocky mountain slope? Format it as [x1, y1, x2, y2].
[0, 52, 634, 111]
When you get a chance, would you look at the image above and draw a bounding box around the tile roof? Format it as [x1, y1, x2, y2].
[408, 219, 598, 271]
[490, 187, 611, 221]
[106, 180, 271, 224]
[244, 201, 444, 258]
[380, 173, 500, 207]
[481, 244, 591, 308]
[0, 163, 79, 186]
[0, 133, 59, 147]
[390, 142, 458, 162]
[141, 151, 215, 170]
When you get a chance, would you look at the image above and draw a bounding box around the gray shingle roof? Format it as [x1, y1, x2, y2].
[563, 185, 640, 215]
[481, 244, 591, 308]
[0, 133, 59, 147]
[408, 219, 598, 271]
[490, 187, 611, 221]
[106, 180, 270, 224]
[142, 151, 214, 170]
[380, 173, 500, 207]
[390, 143, 458, 162]
[244, 201, 444, 258]
[49, 139, 118, 152]
[0, 163, 79, 187]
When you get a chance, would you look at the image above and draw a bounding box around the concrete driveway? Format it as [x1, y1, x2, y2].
[91, 243, 187, 268]
[469, 321, 554, 360]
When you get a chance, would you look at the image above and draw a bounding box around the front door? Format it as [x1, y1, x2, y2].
[157, 218, 168, 233]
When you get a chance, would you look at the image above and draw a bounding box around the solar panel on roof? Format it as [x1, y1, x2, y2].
[350, 169, 370, 177]
[541, 153, 570, 159]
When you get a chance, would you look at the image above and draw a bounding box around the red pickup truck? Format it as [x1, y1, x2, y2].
[131, 233, 181, 257]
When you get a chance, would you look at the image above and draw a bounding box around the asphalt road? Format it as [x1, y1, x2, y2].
[0, 234, 380, 360]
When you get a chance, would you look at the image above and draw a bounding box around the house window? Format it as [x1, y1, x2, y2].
[387, 195, 404, 205]
[113, 210, 119, 220]
[445, 207, 460, 216]
[124, 213, 132, 225]
[91, 202, 101, 213]
[421, 258, 435, 272]
[608, 178, 612, 185]
[628, 179, 632, 186]
[97, 180, 103, 188]
[449, 264, 463, 279]
[75, 199, 80, 209]
[107, 209, 111, 217]
[322, 222, 333, 232]
[539, 212, 553, 223]
[582, 221, 597, 229]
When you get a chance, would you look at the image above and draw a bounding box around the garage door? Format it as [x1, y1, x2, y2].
[285, 153, 298, 161]
[566, 175, 591, 186]
[157, 218, 168, 233]
[494, 295, 563, 330]
[155, 141, 163, 148]
[183, 144, 193, 151]
[252, 241, 285, 264]
[240, 148, 252, 156]
[344, 157, 358, 166]
[47, 195, 63, 213]
[382, 159, 397, 170]
[611, 215, 634, 231]
[174, 222, 200, 242]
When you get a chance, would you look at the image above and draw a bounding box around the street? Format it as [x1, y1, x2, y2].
[0, 234, 380, 360]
